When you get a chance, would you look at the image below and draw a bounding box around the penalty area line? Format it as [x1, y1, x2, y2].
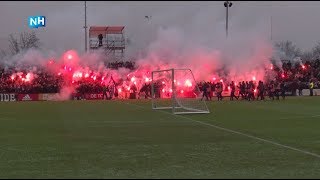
[121, 101, 320, 159]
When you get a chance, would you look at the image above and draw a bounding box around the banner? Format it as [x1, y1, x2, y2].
[2, 89, 318, 102]
[39, 93, 59, 101]
[0, 93, 16, 102]
[71, 93, 104, 100]
[17, 94, 39, 101]
[85, 93, 104, 100]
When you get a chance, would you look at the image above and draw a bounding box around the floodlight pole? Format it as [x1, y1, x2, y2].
[224, 1, 232, 38]
[226, 2, 229, 38]
[270, 16, 273, 41]
[84, 1, 88, 52]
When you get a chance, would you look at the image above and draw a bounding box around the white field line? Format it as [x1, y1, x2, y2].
[88, 120, 191, 123]
[121, 102, 320, 159]
[0, 112, 15, 115]
[0, 111, 15, 113]
[278, 114, 320, 120]
[0, 116, 15, 120]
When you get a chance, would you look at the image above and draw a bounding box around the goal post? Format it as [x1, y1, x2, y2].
[151, 68, 210, 114]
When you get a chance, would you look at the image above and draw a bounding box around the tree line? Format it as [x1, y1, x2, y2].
[0, 31, 40, 58]
[1, 31, 320, 63]
[274, 40, 320, 61]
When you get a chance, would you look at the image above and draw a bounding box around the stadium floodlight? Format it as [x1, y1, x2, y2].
[151, 68, 210, 114]
[224, 1, 232, 38]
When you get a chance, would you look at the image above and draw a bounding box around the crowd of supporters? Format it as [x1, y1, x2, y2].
[199, 80, 292, 101]
[197, 59, 320, 101]
[0, 66, 62, 94]
[0, 60, 136, 94]
[0, 59, 320, 100]
[278, 59, 320, 83]
[107, 61, 135, 70]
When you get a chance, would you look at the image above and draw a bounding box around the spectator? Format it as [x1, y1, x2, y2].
[309, 80, 314, 96]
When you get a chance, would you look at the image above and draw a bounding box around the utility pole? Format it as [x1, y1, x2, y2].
[270, 16, 273, 41]
[224, 1, 233, 38]
[84, 1, 87, 52]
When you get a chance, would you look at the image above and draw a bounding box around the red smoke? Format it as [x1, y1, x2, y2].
[8, 45, 276, 98]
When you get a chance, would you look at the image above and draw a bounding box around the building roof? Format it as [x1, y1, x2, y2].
[106, 26, 125, 34]
[89, 26, 125, 37]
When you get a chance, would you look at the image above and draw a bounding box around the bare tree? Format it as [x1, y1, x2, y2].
[8, 31, 40, 55]
[301, 51, 313, 61]
[0, 49, 6, 59]
[311, 41, 320, 60]
[8, 34, 20, 55]
[274, 40, 302, 61]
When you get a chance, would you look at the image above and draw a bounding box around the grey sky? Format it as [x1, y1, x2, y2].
[1, 1, 320, 56]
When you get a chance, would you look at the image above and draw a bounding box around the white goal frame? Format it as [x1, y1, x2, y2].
[151, 68, 210, 114]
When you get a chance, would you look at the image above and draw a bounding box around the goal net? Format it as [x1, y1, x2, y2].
[151, 68, 210, 114]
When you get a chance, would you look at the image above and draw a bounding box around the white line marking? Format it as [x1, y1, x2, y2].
[122, 102, 320, 159]
[278, 114, 320, 120]
[88, 120, 191, 123]
[0, 117, 15, 120]
[0, 111, 15, 113]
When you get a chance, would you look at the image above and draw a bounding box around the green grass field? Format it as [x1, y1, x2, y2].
[0, 96, 320, 178]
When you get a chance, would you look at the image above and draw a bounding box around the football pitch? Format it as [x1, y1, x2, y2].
[0, 97, 320, 178]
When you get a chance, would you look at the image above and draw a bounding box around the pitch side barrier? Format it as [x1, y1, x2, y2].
[0, 90, 319, 102]
[0, 93, 113, 101]
[210, 89, 320, 97]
